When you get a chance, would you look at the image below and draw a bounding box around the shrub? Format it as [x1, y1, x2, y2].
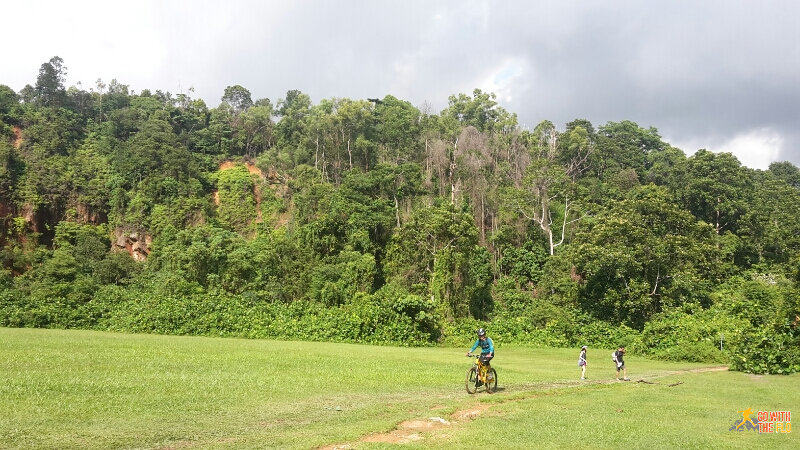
[729, 322, 800, 374]
[639, 309, 742, 363]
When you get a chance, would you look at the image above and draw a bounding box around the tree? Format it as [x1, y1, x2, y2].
[334, 98, 374, 171]
[558, 121, 594, 181]
[374, 95, 421, 164]
[276, 89, 311, 152]
[453, 126, 493, 242]
[595, 120, 665, 179]
[504, 120, 588, 255]
[0, 85, 20, 126]
[644, 145, 687, 191]
[196, 104, 233, 155]
[34, 56, 67, 107]
[237, 102, 274, 159]
[384, 201, 488, 320]
[683, 149, 751, 236]
[442, 88, 517, 133]
[574, 184, 719, 328]
[302, 100, 338, 180]
[768, 161, 800, 189]
[221, 85, 253, 114]
[739, 171, 800, 264]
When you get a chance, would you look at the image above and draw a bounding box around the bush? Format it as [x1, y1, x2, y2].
[729, 322, 800, 374]
[714, 274, 800, 373]
[574, 318, 642, 353]
[639, 309, 741, 363]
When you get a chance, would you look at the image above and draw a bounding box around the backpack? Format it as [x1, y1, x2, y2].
[611, 351, 618, 362]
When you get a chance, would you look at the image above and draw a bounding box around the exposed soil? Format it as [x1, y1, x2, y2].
[667, 365, 728, 375]
[12, 126, 22, 149]
[218, 160, 237, 171]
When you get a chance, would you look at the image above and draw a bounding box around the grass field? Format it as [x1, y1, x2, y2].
[1, 328, 797, 449]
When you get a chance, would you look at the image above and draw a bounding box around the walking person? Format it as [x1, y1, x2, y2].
[613, 346, 630, 381]
[578, 345, 588, 379]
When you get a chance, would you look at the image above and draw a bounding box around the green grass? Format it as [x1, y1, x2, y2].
[1, 328, 797, 449]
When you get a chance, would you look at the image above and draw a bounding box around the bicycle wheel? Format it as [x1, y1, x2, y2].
[465, 367, 478, 394]
[485, 368, 498, 393]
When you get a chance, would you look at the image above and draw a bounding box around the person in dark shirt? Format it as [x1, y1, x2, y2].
[614, 346, 630, 381]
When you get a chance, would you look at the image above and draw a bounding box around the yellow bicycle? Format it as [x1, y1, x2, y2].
[466, 353, 497, 394]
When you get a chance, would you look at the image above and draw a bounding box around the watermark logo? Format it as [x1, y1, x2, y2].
[730, 408, 759, 431]
[729, 409, 791, 433]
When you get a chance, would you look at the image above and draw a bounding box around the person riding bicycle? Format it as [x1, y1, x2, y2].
[466, 328, 494, 367]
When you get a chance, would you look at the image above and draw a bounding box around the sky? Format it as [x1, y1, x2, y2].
[4, 0, 799, 169]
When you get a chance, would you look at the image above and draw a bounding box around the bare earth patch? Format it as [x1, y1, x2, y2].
[669, 365, 729, 375]
[321, 403, 490, 447]
[12, 126, 22, 149]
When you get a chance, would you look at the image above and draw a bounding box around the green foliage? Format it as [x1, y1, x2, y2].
[442, 89, 517, 133]
[79, 281, 440, 345]
[384, 201, 488, 320]
[711, 274, 800, 373]
[2, 57, 800, 371]
[212, 164, 257, 233]
[683, 149, 752, 236]
[0, 84, 21, 126]
[574, 184, 719, 328]
[640, 309, 739, 362]
[595, 120, 665, 178]
[728, 321, 800, 374]
[307, 251, 377, 306]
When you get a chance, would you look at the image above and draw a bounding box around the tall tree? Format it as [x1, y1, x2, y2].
[221, 85, 253, 114]
[768, 161, 800, 189]
[34, 56, 67, 107]
[276, 90, 312, 159]
[683, 149, 751, 236]
[442, 88, 516, 133]
[374, 95, 421, 164]
[595, 120, 665, 179]
[504, 120, 587, 255]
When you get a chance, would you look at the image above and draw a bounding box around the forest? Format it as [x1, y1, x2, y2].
[1, 57, 798, 373]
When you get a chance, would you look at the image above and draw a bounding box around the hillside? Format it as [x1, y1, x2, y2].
[0, 58, 799, 373]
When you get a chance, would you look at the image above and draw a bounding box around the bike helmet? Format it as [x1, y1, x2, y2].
[477, 328, 486, 337]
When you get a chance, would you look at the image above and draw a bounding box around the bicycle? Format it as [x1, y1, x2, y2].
[465, 353, 497, 394]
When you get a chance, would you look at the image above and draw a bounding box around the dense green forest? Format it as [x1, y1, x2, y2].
[1, 57, 798, 373]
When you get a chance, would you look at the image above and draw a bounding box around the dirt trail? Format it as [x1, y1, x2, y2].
[319, 365, 728, 448]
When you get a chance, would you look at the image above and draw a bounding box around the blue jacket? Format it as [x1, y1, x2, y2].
[471, 337, 494, 355]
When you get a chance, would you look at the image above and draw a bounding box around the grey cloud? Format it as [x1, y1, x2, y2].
[5, 0, 799, 167]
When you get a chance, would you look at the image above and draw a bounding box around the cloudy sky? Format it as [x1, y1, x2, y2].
[4, 1, 799, 169]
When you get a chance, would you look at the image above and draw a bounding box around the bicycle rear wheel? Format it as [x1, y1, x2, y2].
[485, 368, 497, 393]
[465, 367, 478, 394]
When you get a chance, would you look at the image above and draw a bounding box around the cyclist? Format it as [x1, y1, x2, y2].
[466, 327, 494, 370]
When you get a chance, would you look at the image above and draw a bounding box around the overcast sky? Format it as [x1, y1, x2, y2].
[4, 1, 799, 169]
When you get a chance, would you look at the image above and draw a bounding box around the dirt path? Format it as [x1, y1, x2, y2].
[319, 365, 728, 448]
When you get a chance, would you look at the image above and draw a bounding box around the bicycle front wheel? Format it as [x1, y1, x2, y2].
[485, 368, 497, 393]
[465, 367, 478, 394]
